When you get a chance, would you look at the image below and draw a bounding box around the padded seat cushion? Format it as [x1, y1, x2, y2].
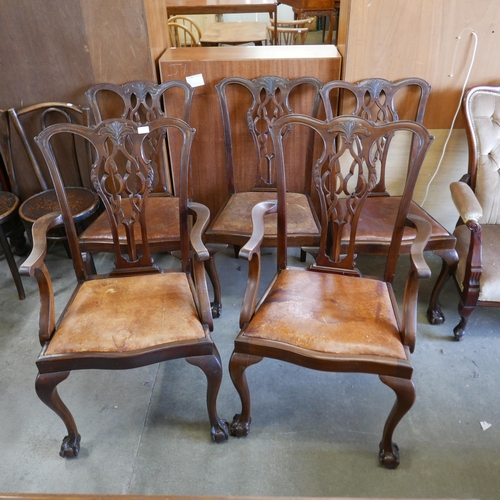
[243, 269, 406, 359]
[209, 192, 319, 236]
[46, 272, 206, 355]
[79, 196, 180, 244]
[454, 224, 500, 302]
[345, 197, 451, 243]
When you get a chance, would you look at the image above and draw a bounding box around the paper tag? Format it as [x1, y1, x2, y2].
[137, 125, 150, 134]
[186, 74, 205, 88]
[480, 421, 492, 431]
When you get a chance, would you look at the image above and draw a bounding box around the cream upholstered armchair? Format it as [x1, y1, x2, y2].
[431, 85, 500, 340]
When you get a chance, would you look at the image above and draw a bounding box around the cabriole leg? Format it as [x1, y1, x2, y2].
[228, 352, 262, 437]
[454, 301, 475, 340]
[35, 371, 81, 458]
[378, 375, 416, 469]
[186, 348, 229, 443]
[427, 249, 458, 325]
[205, 254, 222, 318]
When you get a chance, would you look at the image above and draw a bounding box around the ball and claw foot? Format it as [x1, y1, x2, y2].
[453, 319, 466, 341]
[230, 413, 251, 437]
[379, 442, 400, 469]
[427, 306, 445, 325]
[211, 302, 222, 319]
[211, 419, 230, 443]
[59, 433, 81, 458]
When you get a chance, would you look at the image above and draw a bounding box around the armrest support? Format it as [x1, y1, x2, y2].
[239, 200, 278, 328]
[402, 214, 432, 353]
[188, 201, 210, 261]
[187, 201, 213, 329]
[450, 181, 482, 225]
[19, 212, 63, 345]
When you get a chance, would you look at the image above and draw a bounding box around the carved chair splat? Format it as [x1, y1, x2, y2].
[205, 75, 323, 258]
[84, 80, 223, 317]
[317, 78, 458, 312]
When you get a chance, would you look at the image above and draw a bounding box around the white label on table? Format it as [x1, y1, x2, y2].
[186, 74, 205, 88]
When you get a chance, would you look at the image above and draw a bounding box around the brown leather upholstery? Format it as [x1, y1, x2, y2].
[209, 192, 318, 237]
[79, 196, 180, 245]
[243, 269, 405, 359]
[351, 198, 452, 248]
[46, 273, 205, 355]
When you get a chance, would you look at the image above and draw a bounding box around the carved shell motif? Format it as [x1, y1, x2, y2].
[358, 79, 398, 123]
[125, 81, 162, 123]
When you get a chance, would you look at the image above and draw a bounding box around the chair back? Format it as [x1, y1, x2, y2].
[267, 18, 313, 45]
[35, 117, 195, 278]
[270, 115, 434, 271]
[216, 75, 323, 194]
[86, 80, 194, 196]
[463, 85, 500, 225]
[8, 103, 91, 196]
[321, 78, 431, 196]
[168, 15, 202, 47]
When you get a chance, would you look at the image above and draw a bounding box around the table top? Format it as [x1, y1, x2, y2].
[166, 0, 278, 15]
[201, 21, 268, 45]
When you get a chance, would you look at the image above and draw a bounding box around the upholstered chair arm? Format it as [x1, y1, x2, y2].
[402, 214, 432, 353]
[19, 212, 63, 346]
[187, 201, 213, 330]
[450, 181, 483, 225]
[239, 200, 278, 328]
[188, 201, 210, 261]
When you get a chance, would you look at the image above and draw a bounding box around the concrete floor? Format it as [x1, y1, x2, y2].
[0, 241, 498, 499]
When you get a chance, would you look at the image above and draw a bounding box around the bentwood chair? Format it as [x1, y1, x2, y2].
[8, 103, 100, 255]
[84, 80, 223, 316]
[168, 15, 202, 47]
[429, 85, 500, 339]
[229, 115, 434, 468]
[20, 117, 229, 458]
[318, 78, 458, 293]
[0, 110, 29, 299]
[205, 75, 323, 257]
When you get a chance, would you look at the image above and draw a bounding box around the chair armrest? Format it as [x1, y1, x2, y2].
[239, 200, 278, 260]
[402, 214, 432, 353]
[450, 181, 482, 225]
[19, 212, 63, 277]
[19, 212, 63, 346]
[188, 201, 210, 261]
[239, 200, 278, 328]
